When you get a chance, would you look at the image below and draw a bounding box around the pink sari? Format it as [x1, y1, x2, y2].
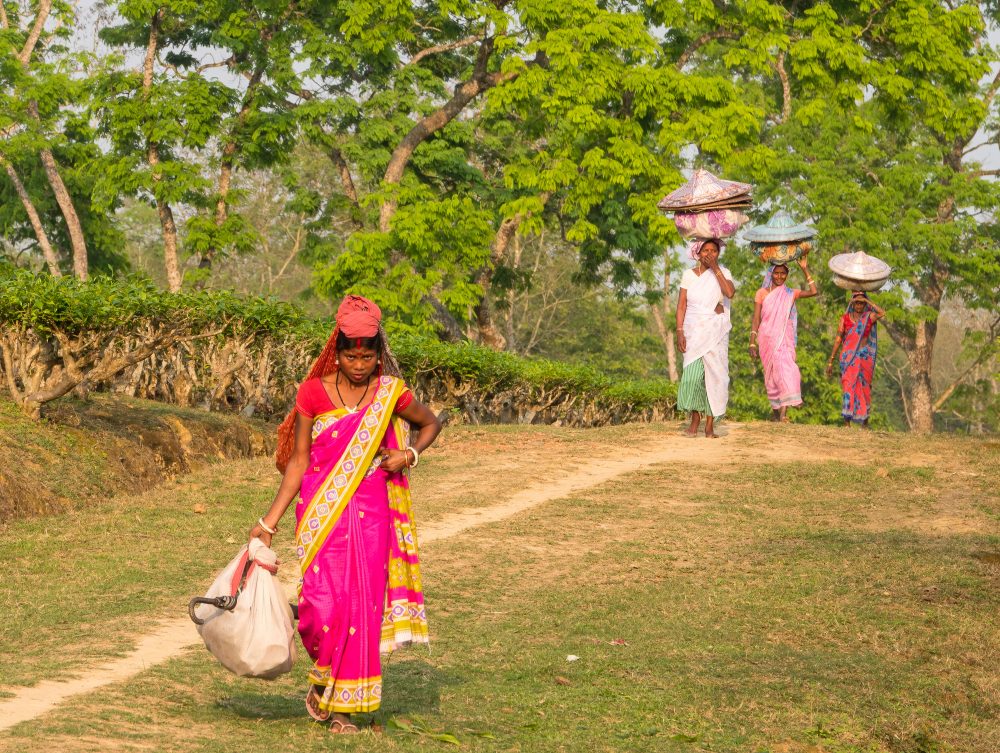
[757, 285, 803, 409]
[295, 376, 427, 714]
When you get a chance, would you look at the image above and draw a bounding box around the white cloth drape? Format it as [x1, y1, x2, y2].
[681, 266, 733, 417]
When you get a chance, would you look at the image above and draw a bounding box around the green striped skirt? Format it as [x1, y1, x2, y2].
[677, 357, 715, 416]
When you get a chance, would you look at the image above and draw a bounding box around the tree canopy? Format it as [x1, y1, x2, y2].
[0, 0, 997, 431]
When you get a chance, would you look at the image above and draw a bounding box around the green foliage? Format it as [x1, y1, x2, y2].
[0, 267, 315, 337]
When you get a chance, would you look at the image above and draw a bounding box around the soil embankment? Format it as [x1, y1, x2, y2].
[0, 394, 275, 522]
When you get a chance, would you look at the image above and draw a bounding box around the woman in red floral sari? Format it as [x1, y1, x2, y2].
[249, 295, 441, 733]
[827, 291, 885, 427]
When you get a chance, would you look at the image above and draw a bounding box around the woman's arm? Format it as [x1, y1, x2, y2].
[379, 398, 442, 473]
[676, 288, 688, 353]
[868, 301, 885, 322]
[707, 258, 736, 298]
[750, 298, 763, 359]
[826, 326, 845, 377]
[796, 257, 818, 299]
[250, 413, 313, 545]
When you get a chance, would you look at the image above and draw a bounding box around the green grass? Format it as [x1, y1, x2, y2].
[1, 424, 998, 752]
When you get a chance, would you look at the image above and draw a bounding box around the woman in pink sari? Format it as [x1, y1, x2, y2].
[750, 258, 818, 421]
[249, 295, 441, 734]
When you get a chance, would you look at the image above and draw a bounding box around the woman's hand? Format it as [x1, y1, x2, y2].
[380, 448, 413, 474]
[825, 362, 834, 378]
[248, 522, 273, 548]
[797, 257, 809, 271]
[677, 331, 687, 353]
[749, 343, 759, 360]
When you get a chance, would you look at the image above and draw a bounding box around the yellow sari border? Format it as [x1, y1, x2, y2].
[295, 376, 406, 574]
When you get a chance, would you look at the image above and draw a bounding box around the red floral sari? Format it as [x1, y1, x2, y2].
[839, 308, 878, 423]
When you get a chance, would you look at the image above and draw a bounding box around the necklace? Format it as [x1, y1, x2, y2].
[335, 372, 371, 414]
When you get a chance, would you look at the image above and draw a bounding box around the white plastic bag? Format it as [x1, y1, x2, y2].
[191, 538, 296, 679]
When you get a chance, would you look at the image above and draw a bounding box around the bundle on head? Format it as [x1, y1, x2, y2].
[274, 296, 402, 472]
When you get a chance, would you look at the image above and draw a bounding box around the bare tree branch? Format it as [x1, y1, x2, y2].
[774, 50, 791, 124]
[0, 154, 62, 276]
[326, 144, 362, 227]
[932, 314, 1000, 412]
[675, 29, 737, 70]
[408, 34, 484, 67]
[18, 0, 52, 65]
[379, 37, 533, 232]
[982, 65, 1000, 115]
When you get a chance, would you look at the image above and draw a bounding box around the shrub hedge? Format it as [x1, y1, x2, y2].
[0, 271, 676, 425]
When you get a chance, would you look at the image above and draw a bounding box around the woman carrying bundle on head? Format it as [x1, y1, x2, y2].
[676, 238, 736, 438]
[248, 295, 441, 734]
[826, 291, 885, 427]
[750, 257, 818, 422]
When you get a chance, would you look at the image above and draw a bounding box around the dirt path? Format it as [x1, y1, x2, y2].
[0, 423, 813, 732]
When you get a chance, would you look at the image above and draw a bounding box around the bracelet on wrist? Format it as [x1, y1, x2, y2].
[406, 447, 420, 468]
[257, 517, 277, 535]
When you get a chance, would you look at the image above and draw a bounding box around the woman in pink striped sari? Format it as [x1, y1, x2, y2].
[750, 258, 818, 421]
[250, 296, 441, 734]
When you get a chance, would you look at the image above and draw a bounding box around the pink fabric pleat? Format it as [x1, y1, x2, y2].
[758, 285, 803, 409]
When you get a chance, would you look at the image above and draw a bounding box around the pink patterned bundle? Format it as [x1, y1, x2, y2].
[674, 209, 749, 240]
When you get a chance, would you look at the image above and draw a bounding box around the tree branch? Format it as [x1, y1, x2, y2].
[407, 34, 484, 67]
[774, 50, 791, 124]
[326, 144, 362, 226]
[18, 0, 52, 65]
[932, 314, 1000, 412]
[675, 29, 737, 70]
[982, 65, 1000, 115]
[0, 154, 62, 276]
[379, 37, 533, 232]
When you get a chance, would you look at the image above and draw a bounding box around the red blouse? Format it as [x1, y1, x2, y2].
[840, 312, 875, 340]
[295, 377, 413, 419]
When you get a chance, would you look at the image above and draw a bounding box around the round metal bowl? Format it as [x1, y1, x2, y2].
[828, 251, 891, 281]
[832, 273, 889, 291]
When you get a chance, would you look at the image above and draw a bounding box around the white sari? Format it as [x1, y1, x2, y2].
[681, 266, 733, 417]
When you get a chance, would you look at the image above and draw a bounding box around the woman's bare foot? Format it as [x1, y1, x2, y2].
[683, 412, 701, 437]
[704, 417, 719, 438]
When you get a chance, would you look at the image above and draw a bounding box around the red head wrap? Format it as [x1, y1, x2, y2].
[336, 295, 381, 338]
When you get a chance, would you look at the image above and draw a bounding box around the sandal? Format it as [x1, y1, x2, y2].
[330, 719, 360, 735]
[305, 687, 331, 722]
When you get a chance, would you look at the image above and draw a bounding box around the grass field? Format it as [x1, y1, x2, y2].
[1, 422, 998, 752]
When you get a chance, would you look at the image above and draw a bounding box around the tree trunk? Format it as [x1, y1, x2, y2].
[199, 68, 264, 272]
[38, 148, 88, 280]
[143, 9, 182, 292]
[14, 3, 87, 278]
[906, 319, 936, 433]
[156, 192, 182, 291]
[650, 251, 679, 381]
[1, 157, 62, 276]
[474, 193, 552, 350]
